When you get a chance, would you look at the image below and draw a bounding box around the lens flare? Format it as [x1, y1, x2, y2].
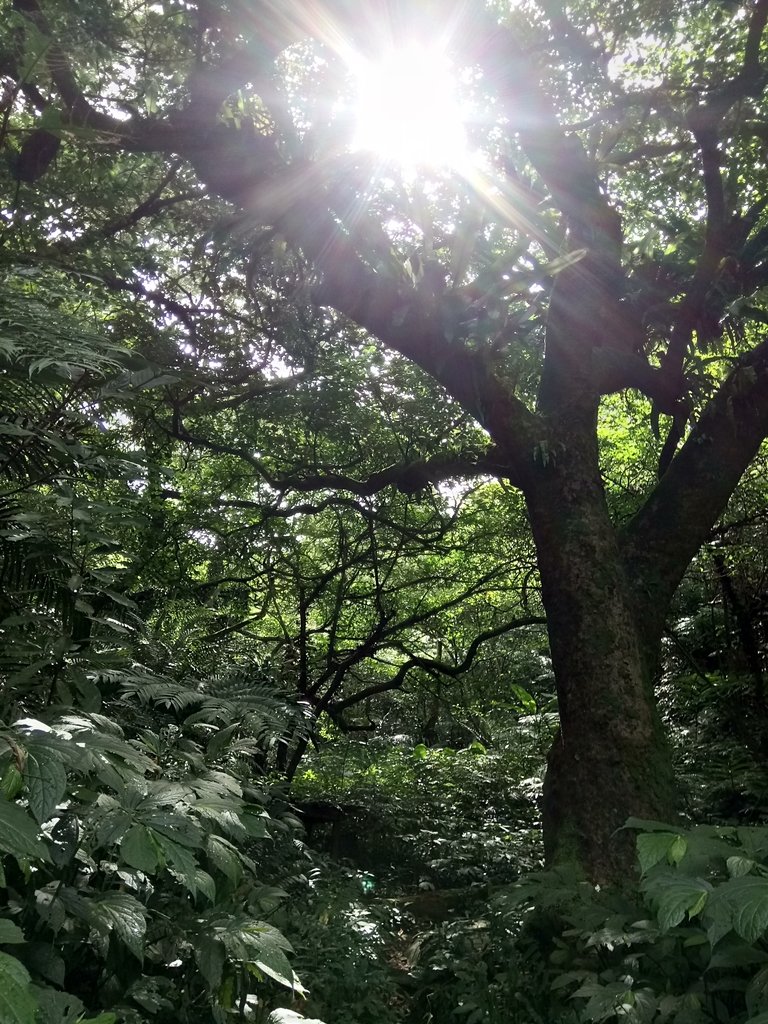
[351, 43, 470, 171]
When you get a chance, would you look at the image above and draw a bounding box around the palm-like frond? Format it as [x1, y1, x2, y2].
[122, 664, 310, 750]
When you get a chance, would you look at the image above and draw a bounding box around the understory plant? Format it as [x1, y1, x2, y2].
[0, 702, 310, 1024]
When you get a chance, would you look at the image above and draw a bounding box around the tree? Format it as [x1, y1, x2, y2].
[4, 0, 768, 882]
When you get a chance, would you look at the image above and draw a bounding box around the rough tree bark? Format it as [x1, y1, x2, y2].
[525, 412, 677, 881]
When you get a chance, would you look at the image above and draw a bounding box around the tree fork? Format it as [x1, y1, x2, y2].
[524, 405, 677, 882]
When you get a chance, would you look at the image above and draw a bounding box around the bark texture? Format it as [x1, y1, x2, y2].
[525, 408, 677, 882]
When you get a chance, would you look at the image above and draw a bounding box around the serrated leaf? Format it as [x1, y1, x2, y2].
[120, 824, 159, 874]
[242, 811, 270, 839]
[93, 808, 132, 848]
[89, 893, 147, 960]
[24, 750, 66, 825]
[0, 951, 36, 1024]
[650, 876, 712, 930]
[573, 980, 632, 1022]
[140, 811, 202, 848]
[728, 855, 756, 878]
[195, 935, 225, 991]
[156, 834, 199, 896]
[723, 877, 768, 943]
[62, 890, 146, 960]
[0, 800, 50, 862]
[220, 920, 301, 993]
[253, 950, 304, 993]
[705, 889, 735, 947]
[195, 869, 216, 902]
[206, 835, 243, 883]
[637, 832, 679, 874]
[194, 802, 246, 839]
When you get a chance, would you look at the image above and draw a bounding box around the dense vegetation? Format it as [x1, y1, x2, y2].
[2, 0, 768, 1021]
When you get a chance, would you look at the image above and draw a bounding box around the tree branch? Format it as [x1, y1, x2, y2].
[328, 616, 547, 714]
[621, 335, 768, 636]
[273, 452, 499, 496]
[291, 210, 540, 481]
[166, 413, 503, 495]
[660, 0, 768, 397]
[13, 0, 126, 132]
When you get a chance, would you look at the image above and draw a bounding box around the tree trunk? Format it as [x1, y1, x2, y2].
[525, 411, 678, 884]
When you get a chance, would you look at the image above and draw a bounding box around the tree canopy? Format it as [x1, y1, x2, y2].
[2, 1, 768, 1021]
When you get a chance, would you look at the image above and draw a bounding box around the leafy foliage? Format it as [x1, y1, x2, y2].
[3, 0, 768, 1021]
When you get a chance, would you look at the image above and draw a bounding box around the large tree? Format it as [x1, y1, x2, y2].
[4, 0, 768, 881]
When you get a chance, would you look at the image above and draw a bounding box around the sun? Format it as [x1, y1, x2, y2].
[350, 43, 471, 172]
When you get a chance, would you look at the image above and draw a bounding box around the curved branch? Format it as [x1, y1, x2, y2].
[328, 616, 547, 714]
[14, 0, 126, 132]
[274, 452, 499, 496]
[621, 335, 768, 635]
[167, 411, 504, 495]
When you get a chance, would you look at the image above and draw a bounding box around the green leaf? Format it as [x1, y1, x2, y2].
[141, 811, 202, 848]
[23, 750, 66, 825]
[0, 765, 24, 801]
[20, 944, 65, 986]
[194, 869, 216, 902]
[0, 800, 50, 862]
[747, 965, 768, 1017]
[156, 834, 200, 896]
[89, 893, 147, 960]
[92, 808, 132, 848]
[195, 935, 226, 992]
[510, 684, 537, 713]
[722, 877, 768, 943]
[241, 811, 270, 839]
[668, 834, 687, 865]
[572, 980, 633, 1022]
[0, 952, 36, 1024]
[120, 824, 159, 874]
[709, 941, 768, 969]
[49, 814, 80, 869]
[0, 919, 24, 944]
[727, 855, 756, 878]
[637, 831, 680, 874]
[62, 890, 147, 960]
[649, 876, 712, 930]
[31, 986, 83, 1024]
[206, 836, 243, 884]
[219, 920, 302, 993]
